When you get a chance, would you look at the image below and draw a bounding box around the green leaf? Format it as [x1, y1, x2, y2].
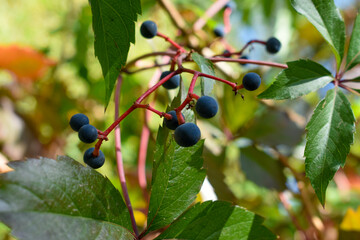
[192, 52, 216, 96]
[240, 146, 286, 191]
[258, 59, 333, 100]
[0, 156, 134, 240]
[346, 14, 360, 70]
[156, 201, 276, 240]
[146, 125, 206, 233]
[305, 88, 355, 206]
[291, 0, 345, 66]
[243, 106, 305, 147]
[88, 0, 141, 107]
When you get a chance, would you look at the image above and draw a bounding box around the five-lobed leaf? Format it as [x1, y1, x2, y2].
[192, 52, 216, 96]
[291, 0, 345, 67]
[258, 59, 333, 100]
[305, 88, 355, 206]
[346, 14, 360, 71]
[88, 0, 141, 107]
[0, 156, 134, 239]
[146, 125, 206, 233]
[156, 201, 276, 240]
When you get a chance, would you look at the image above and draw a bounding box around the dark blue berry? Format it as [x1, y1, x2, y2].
[239, 55, 248, 66]
[160, 71, 180, 89]
[84, 147, 105, 169]
[69, 113, 89, 132]
[78, 124, 98, 143]
[140, 21, 158, 39]
[266, 37, 281, 54]
[224, 1, 236, 10]
[164, 110, 184, 130]
[195, 96, 218, 119]
[174, 123, 201, 147]
[243, 72, 261, 91]
[213, 26, 225, 38]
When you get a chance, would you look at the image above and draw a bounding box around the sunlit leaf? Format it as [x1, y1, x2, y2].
[0, 45, 56, 82]
[146, 125, 206, 233]
[0, 156, 134, 239]
[346, 14, 360, 70]
[88, 0, 141, 107]
[156, 201, 276, 240]
[305, 88, 355, 206]
[291, 0, 345, 66]
[258, 59, 333, 100]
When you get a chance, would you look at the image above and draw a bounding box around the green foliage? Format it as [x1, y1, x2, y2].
[192, 52, 216, 96]
[346, 14, 360, 71]
[146, 125, 206, 232]
[88, 0, 141, 107]
[156, 201, 276, 240]
[305, 88, 355, 206]
[291, 0, 345, 67]
[258, 59, 333, 100]
[240, 146, 286, 191]
[0, 156, 134, 239]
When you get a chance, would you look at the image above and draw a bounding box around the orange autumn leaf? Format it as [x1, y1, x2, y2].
[0, 44, 56, 82]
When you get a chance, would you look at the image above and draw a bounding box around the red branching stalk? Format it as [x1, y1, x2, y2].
[135, 104, 172, 119]
[138, 112, 151, 202]
[157, 32, 187, 52]
[215, 39, 267, 57]
[114, 76, 139, 237]
[339, 83, 360, 96]
[137, 69, 162, 204]
[93, 33, 288, 156]
[209, 57, 288, 69]
[174, 72, 200, 123]
[236, 40, 267, 55]
[182, 68, 237, 89]
[223, 7, 232, 33]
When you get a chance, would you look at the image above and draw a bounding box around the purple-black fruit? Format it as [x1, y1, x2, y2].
[195, 96, 218, 119]
[160, 71, 180, 89]
[69, 113, 89, 132]
[78, 124, 98, 143]
[242, 72, 261, 91]
[140, 21, 158, 39]
[164, 110, 184, 130]
[174, 123, 201, 147]
[84, 147, 105, 169]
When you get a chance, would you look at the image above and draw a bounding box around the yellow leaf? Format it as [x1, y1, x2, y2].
[340, 207, 360, 231]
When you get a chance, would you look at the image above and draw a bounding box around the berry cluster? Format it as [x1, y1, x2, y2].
[69, 113, 105, 169]
[70, 18, 282, 169]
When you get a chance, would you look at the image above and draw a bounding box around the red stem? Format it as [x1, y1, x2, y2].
[114, 76, 139, 237]
[138, 116, 150, 201]
[157, 32, 186, 52]
[209, 57, 288, 69]
[236, 39, 267, 55]
[175, 72, 199, 123]
[135, 104, 170, 118]
[137, 69, 162, 208]
[182, 68, 237, 89]
[223, 7, 232, 33]
[95, 57, 286, 151]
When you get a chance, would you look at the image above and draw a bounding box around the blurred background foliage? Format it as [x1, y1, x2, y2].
[1, 0, 360, 239]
